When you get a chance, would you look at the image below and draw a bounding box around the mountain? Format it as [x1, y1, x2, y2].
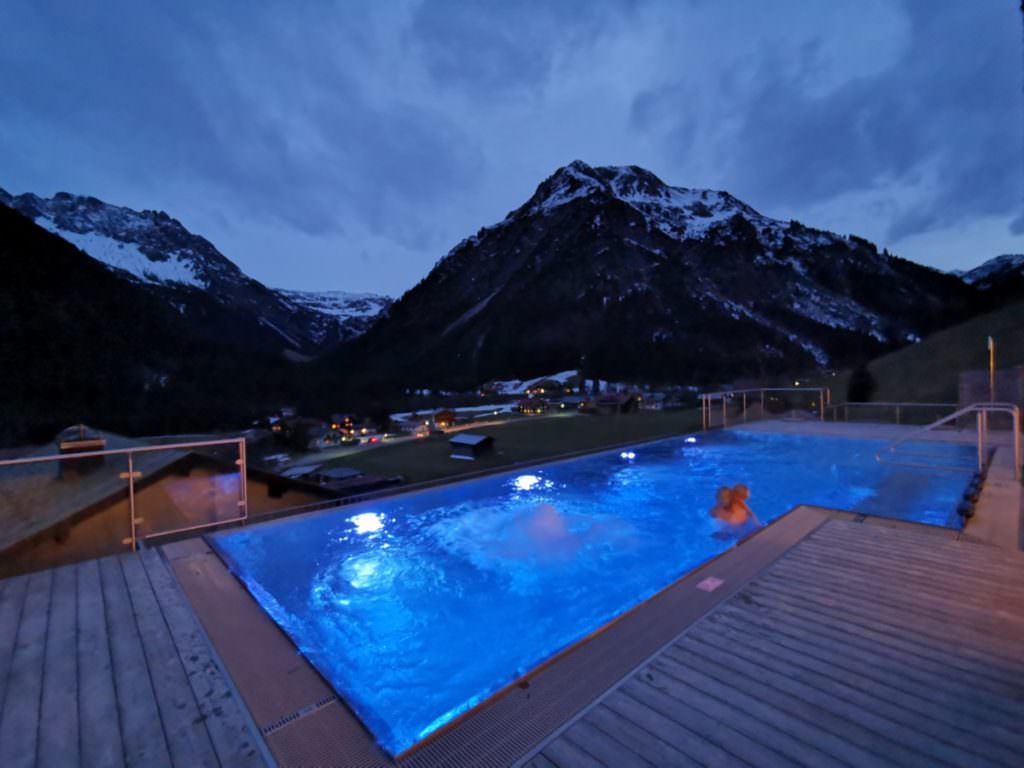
[0, 188, 390, 355]
[338, 161, 976, 390]
[0, 202, 307, 445]
[960, 254, 1024, 308]
[276, 290, 393, 344]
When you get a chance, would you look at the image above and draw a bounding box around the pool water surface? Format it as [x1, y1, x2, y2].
[211, 429, 975, 754]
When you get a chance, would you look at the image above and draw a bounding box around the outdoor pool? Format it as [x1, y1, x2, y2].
[211, 429, 976, 755]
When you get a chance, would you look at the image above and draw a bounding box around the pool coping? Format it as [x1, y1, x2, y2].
[162, 421, 1008, 766]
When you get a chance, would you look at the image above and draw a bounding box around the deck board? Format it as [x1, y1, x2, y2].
[100, 555, 172, 768]
[76, 558, 124, 768]
[139, 549, 265, 768]
[37, 565, 78, 768]
[121, 554, 218, 767]
[0, 574, 29, 737]
[0, 554, 269, 768]
[527, 518, 1024, 768]
[0, 568, 52, 768]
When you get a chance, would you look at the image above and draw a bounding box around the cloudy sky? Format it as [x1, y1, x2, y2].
[1, 1, 1021, 296]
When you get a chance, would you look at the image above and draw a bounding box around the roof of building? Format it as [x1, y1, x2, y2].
[448, 433, 494, 447]
[0, 426, 193, 553]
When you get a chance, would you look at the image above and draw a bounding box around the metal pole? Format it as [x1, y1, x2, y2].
[238, 437, 249, 521]
[896, 406, 901, 425]
[819, 390, 824, 421]
[128, 452, 137, 552]
[1014, 408, 1021, 481]
[988, 336, 996, 402]
[760, 390, 765, 417]
[722, 396, 727, 428]
[742, 393, 747, 423]
[977, 410, 985, 472]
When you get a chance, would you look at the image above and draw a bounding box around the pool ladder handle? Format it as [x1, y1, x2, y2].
[875, 402, 1021, 481]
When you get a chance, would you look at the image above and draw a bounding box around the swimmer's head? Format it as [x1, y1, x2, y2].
[715, 487, 732, 505]
[732, 484, 750, 500]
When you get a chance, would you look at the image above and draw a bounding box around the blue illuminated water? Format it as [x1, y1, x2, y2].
[211, 430, 974, 754]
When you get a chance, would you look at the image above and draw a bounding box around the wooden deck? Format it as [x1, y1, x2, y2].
[0, 549, 269, 768]
[522, 518, 1024, 768]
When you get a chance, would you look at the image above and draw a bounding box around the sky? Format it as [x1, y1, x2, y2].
[1, 0, 1021, 296]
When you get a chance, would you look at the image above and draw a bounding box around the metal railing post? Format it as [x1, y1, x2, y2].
[237, 437, 249, 521]
[722, 396, 727, 428]
[976, 411, 985, 473]
[128, 452, 137, 552]
[742, 393, 747, 423]
[1014, 408, 1021, 481]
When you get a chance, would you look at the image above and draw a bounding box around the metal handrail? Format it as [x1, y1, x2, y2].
[876, 402, 1021, 479]
[825, 401, 960, 425]
[0, 436, 249, 551]
[700, 387, 831, 430]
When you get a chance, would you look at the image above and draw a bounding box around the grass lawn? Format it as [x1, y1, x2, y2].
[331, 409, 701, 485]
[835, 300, 1024, 404]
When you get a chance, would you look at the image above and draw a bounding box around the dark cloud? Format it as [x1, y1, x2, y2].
[631, 1, 1021, 243]
[408, 0, 620, 95]
[0, 1, 1020, 292]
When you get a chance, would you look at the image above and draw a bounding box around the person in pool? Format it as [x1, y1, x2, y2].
[727, 484, 762, 526]
[710, 484, 763, 531]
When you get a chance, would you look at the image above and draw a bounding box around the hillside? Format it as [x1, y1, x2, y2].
[335, 161, 977, 392]
[853, 301, 1024, 403]
[0, 188, 391, 354]
[0, 203, 307, 445]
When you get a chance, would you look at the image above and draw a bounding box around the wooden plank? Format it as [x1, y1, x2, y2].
[664, 639, 922, 767]
[0, 568, 52, 768]
[99, 556, 172, 768]
[541, 734, 606, 767]
[581, 703, 700, 768]
[733, 581, 1024, 699]
[561, 719, 655, 768]
[675, 626, 1010, 768]
[140, 549, 266, 768]
[596, 685, 728, 766]
[699, 608, 1023, 764]
[521, 753, 559, 768]
[623, 651, 845, 768]
[120, 554, 218, 768]
[806, 526, 1024, 578]
[77, 558, 125, 768]
[0, 575, 29, 728]
[38, 564, 79, 768]
[753, 567, 1024, 670]
[764, 560, 1024, 661]
[614, 677, 757, 766]
[788, 543, 1024, 611]
[814, 522, 1024, 567]
[794, 537, 1024, 601]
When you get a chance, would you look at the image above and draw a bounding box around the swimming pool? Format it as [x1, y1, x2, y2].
[211, 429, 975, 755]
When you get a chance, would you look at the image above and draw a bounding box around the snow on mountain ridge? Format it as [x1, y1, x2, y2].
[276, 289, 393, 343]
[962, 254, 1024, 286]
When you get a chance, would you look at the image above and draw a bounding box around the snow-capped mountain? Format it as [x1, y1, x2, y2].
[962, 254, 1024, 288]
[0, 188, 390, 353]
[342, 160, 974, 388]
[277, 290, 392, 343]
